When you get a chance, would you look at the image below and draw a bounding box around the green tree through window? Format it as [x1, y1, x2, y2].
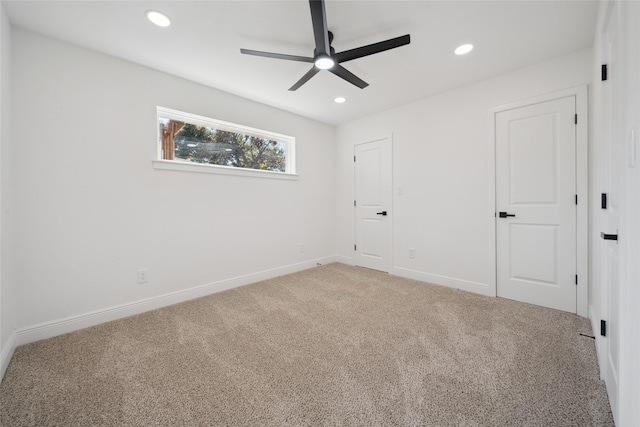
[172, 123, 286, 172]
[158, 109, 292, 174]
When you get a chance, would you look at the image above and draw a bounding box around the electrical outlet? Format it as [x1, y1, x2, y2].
[409, 248, 415, 259]
[137, 269, 149, 284]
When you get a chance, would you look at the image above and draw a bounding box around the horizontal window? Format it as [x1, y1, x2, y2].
[156, 107, 296, 175]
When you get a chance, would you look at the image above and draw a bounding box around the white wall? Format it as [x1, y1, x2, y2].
[336, 49, 592, 296]
[0, 2, 16, 378]
[11, 29, 335, 340]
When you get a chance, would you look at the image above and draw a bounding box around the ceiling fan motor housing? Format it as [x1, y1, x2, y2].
[240, 1, 410, 91]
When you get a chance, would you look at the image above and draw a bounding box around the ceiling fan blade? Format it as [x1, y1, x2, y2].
[335, 34, 411, 63]
[329, 64, 369, 89]
[309, 0, 331, 55]
[289, 67, 321, 91]
[240, 48, 314, 63]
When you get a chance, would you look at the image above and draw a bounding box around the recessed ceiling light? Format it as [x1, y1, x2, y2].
[146, 10, 171, 27]
[455, 44, 474, 55]
[334, 97, 346, 104]
[315, 56, 335, 70]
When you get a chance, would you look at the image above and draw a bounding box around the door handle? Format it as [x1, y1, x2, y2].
[600, 232, 618, 241]
[376, 211, 388, 216]
[499, 212, 516, 218]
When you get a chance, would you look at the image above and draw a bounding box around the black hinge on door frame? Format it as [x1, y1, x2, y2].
[575, 194, 578, 205]
[575, 114, 578, 125]
[601, 193, 607, 209]
[575, 274, 578, 285]
[354, 155, 356, 162]
[601, 320, 607, 337]
[602, 64, 608, 81]
[354, 244, 357, 251]
[354, 200, 356, 207]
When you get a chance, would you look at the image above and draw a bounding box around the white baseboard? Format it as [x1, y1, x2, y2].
[15, 256, 337, 347]
[392, 267, 493, 296]
[331, 259, 492, 296]
[1, 331, 16, 380]
[588, 304, 606, 380]
[588, 304, 596, 331]
[333, 255, 353, 265]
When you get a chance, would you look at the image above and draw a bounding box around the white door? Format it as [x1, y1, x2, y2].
[601, 2, 621, 416]
[495, 96, 577, 313]
[354, 137, 392, 272]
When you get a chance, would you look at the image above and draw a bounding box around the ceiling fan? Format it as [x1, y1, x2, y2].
[240, 0, 411, 91]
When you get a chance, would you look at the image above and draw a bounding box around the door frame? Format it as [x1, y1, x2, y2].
[353, 134, 393, 272]
[488, 85, 588, 316]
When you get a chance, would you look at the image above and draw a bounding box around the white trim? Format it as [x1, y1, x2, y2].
[334, 255, 354, 265]
[489, 85, 589, 316]
[152, 159, 299, 180]
[575, 86, 589, 317]
[589, 304, 607, 379]
[15, 256, 337, 346]
[490, 85, 588, 113]
[600, 0, 615, 35]
[392, 267, 493, 296]
[1, 331, 16, 380]
[157, 106, 296, 175]
[487, 108, 498, 297]
[158, 106, 294, 148]
[389, 133, 395, 273]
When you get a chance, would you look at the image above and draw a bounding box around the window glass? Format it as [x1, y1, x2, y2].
[157, 107, 294, 174]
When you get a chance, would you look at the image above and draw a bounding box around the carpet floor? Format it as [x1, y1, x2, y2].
[1, 263, 613, 426]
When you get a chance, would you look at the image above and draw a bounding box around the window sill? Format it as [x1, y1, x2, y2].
[152, 160, 299, 180]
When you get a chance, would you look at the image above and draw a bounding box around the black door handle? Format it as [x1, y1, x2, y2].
[499, 212, 516, 218]
[376, 211, 387, 216]
[600, 232, 618, 241]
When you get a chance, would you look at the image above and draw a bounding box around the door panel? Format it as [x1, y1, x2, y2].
[496, 96, 576, 313]
[509, 224, 557, 285]
[354, 138, 392, 272]
[361, 219, 383, 257]
[360, 150, 382, 203]
[509, 113, 558, 204]
[601, 3, 621, 416]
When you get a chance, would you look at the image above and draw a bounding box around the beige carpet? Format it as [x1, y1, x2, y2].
[1, 263, 613, 426]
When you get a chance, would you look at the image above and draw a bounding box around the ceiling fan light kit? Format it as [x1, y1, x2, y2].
[314, 55, 335, 70]
[240, 0, 410, 91]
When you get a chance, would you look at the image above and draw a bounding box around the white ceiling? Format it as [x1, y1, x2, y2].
[4, 0, 598, 125]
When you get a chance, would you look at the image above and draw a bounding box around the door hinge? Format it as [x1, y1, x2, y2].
[354, 200, 356, 207]
[354, 244, 357, 251]
[574, 114, 578, 125]
[354, 155, 356, 162]
[601, 320, 607, 337]
[601, 193, 607, 209]
[601, 64, 608, 81]
[575, 194, 578, 205]
[575, 274, 578, 285]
